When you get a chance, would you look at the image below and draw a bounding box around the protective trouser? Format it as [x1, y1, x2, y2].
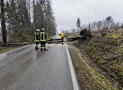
[40, 32, 46, 50]
[40, 41, 46, 51]
[35, 32, 40, 49]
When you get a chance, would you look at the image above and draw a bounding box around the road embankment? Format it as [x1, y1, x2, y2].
[68, 44, 118, 90]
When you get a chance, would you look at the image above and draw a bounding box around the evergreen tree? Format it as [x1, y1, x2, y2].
[76, 18, 81, 29]
[33, 0, 56, 36]
[5, 0, 56, 42]
[6, 0, 32, 42]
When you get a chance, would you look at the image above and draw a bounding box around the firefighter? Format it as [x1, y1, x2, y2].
[40, 27, 47, 51]
[34, 29, 40, 49]
[61, 32, 65, 44]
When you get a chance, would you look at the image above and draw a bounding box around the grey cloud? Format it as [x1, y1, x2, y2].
[52, 0, 123, 32]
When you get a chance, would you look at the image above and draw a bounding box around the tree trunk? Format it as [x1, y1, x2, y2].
[1, 0, 7, 45]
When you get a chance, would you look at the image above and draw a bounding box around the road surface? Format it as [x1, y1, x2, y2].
[0, 44, 75, 90]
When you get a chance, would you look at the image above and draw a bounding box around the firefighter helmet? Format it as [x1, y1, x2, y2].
[36, 29, 40, 32]
[42, 28, 45, 31]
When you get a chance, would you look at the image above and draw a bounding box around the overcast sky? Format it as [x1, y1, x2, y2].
[52, 0, 123, 33]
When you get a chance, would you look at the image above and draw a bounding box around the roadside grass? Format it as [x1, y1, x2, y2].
[83, 37, 119, 64]
[109, 62, 123, 85]
[0, 47, 19, 54]
[110, 43, 123, 82]
[106, 32, 123, 39]
[70, 36, 123, 89]
[69, 46, 117, 90]
[0, 42, 30, 54]
[110, 62, 123, 77]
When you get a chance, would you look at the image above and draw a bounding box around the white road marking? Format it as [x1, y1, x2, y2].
[65, 44, 80, 90]
[1, 43, 80, 90]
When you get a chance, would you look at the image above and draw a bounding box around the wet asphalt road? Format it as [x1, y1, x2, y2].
[0, 44, 73, 90]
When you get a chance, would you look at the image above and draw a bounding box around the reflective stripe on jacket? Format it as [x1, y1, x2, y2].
[61, 33, 64, 38]
[34, 32, 40, 42]
[40, 32, 46, 42]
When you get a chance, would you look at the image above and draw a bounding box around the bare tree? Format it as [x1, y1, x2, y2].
[106, 16, 114, 29]
[88, 23, 91, 30]
[97, 21, 102, 30]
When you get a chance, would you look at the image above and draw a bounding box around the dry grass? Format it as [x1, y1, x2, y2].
[0, 47, 19, 54]
[69, 35, 123, 89]
[69, 45, 117, 90]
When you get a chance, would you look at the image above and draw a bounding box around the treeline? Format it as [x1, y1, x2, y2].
[89, 16, 120, 30]
[76, 16, 123, 31]
[33, 0, 56, 36]
[1, 0, 56, 44]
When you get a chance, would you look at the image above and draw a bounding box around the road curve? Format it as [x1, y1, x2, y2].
[0, 44, 74, 90]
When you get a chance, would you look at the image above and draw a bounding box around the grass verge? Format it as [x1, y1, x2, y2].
[0, 47, 20, 54]
[69, 45, 118, 90]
